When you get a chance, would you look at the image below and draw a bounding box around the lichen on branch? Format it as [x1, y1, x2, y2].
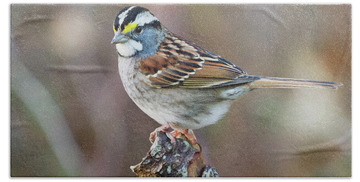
[130, 131, 218, 177]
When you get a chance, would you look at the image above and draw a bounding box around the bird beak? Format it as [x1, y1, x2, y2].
[111, 31, 129, 44]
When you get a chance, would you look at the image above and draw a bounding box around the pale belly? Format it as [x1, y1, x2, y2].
[118, 58, 250, 129]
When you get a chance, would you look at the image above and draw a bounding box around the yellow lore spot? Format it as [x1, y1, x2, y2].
[113, 24, 116, 33]
[122, 23, 138, 33]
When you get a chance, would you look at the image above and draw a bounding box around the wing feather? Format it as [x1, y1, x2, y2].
[138, 32, 256, 88]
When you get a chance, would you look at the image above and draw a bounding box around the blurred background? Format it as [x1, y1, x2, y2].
[11, 4, 351, 177]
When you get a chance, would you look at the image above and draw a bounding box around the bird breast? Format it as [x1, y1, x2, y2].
[117, 56, 250, 129]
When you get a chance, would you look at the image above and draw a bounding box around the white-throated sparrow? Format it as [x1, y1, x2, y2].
[111, 6, 341, 143]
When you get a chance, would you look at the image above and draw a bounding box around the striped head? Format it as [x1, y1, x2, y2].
[112, 6, 164, 59]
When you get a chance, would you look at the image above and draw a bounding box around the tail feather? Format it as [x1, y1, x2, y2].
[248, 76, 342, 89]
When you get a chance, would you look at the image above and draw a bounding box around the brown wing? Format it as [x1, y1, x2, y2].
[138, 32, 258, 88]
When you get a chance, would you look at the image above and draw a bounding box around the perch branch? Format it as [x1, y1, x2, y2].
[130, 130, 218, 177]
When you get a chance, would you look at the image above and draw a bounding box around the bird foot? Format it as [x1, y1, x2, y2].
[149, 124, 197, 144]
[149, 124, 172, 143]
[170, 129, 197, 144]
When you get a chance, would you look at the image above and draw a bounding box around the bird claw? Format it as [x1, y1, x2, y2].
[149, 124, 172, 143]
[170, 129, 197, 144]
[149, 124, 197, 144]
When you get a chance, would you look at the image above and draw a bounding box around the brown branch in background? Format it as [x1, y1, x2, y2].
[130, 131, 218, 177]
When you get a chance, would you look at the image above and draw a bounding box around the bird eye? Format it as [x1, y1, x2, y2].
[134, 26, 143, 34]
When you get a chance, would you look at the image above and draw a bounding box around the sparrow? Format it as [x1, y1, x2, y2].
[111, 6, 341, 143]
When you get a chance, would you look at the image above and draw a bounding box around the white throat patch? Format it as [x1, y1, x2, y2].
[116, 39, 143, 57]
